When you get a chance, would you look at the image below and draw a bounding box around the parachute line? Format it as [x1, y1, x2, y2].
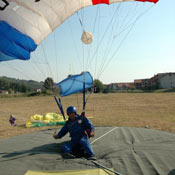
[53, 32, 59, 82]
[97, 4, 155, 79]
[86, 3, 122, 71]
[41, 43, 54, 80]
[4, 62, 33, 80]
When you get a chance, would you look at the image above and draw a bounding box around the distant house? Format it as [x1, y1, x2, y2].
[0, 90, 8, 94]
[116, 82, 135, 90]
[36, 88, 42, 92]
[105, 72, 175, 91]
[134, 72, 175, 89]
[134, 79, 142, 89]
[151, 72, 175, 89]
[134, 79, 150, 89]
[106, 82, 134, 90]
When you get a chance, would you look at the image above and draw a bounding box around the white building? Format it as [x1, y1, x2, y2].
[157, 73, 175, 89]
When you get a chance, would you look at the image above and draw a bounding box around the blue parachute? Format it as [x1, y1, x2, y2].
[55, 72, 93, 97]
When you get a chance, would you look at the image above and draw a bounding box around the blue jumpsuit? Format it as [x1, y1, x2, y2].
[57, 114, 95, 157]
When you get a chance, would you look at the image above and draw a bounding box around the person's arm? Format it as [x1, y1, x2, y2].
[53, 124, 68, 139]
[83, 116, 95, 137]
[53, 130, 59, 139]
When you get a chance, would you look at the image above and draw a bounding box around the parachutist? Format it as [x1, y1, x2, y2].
[53, 106, 96, 159]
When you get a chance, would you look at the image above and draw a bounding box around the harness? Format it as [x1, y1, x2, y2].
[65, 115, 92, 138]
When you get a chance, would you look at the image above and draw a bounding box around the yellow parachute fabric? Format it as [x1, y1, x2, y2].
[25, 113, 68, 128]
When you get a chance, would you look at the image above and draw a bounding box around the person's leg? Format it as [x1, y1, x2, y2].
[72, 144, 84, 157]
[62, 142, 72, 154]
[61, 142, 77, 158]
[79, 135, 95, 156]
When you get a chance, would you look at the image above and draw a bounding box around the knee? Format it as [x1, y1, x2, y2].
[62, 143, 72, 153]
[80, 136, 89, 146]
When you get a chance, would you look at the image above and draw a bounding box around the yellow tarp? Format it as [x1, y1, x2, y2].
[25, 168, 114, 175]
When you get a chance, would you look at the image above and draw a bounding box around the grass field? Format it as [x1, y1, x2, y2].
[1, 92, 175, 139]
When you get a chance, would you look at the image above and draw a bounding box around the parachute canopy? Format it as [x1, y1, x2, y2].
[55, 72, 93, 97]
[0, 0, 159, 62]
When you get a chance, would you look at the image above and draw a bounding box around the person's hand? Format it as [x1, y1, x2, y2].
[90, 131, 95, 137]
[53, 130, 58, 139]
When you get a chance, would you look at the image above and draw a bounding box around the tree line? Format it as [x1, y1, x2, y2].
[0, 76, 106, 95]
[0, 76, 43, 93]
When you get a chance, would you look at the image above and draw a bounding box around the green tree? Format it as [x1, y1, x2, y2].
[43, 77, 54, 90]
[21, 84, 27, 93]
[8, 88, 13, 94]
[94, 79, 104, 93]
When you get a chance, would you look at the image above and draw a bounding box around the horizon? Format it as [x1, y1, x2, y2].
[0, 0, 175, 84]
[1, 71, 175, 85]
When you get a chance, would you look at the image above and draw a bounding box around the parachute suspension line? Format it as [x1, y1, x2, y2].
[79, 0, 92, 72]
[77, 11, 85, 72]
[112, 3, 143, 39]
[97, 4, 155, 79]
[3, 62, 33, 80]
[27, 58, 46, 81]
[97, 21, 137, 79]
[27, 58, 50, 81]
[62, 3, 83, 72]
[83, 71, 86, 113]
[76, 93, 80, 113]
[95, 3, 138, 79]
[53, 32, 59, 83]
[66, 17, 83, 73]
[82, 72, 93, 115]
[77, 11, 85, 71]
[77, 11, 84, 29]
[30, 0, 54, 81]
[86, 3, 122, 71]
[77, 5, 97, 113]
[84, 6, 100, 79]
[97, 3, 122, 79]
[28, 50, 48, 81]
[94, 7, 101, 80]
[97, 4, 156, 79]
[96, 2, 139, 78]
[41, 43, 54, 81]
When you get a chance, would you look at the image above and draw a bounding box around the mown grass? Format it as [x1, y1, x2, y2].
[0, 92, 175, 139]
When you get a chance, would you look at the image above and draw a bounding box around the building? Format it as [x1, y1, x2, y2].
[105, 72, 175, 91]
[106, 82, 135, 90]
[134, 79, 151, 89]
[134, 72, 175, 89]
[151, 72, 175, 89]
[0, 90, 8, 94]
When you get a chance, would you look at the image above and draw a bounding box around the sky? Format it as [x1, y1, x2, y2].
[0, 0, 175, 84]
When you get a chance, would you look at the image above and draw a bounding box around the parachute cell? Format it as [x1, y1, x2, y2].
[0, 0, 159, 62]
[0, 21, 37, 61]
